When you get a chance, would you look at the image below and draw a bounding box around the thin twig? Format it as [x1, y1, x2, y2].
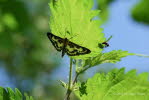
[73, 73, 79, 85]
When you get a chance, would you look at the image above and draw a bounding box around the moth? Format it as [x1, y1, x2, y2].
[98, 36, 112, 49]
[47, 32, 91, 57]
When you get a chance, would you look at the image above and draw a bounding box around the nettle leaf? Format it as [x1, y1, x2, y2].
[90, 50, 134, 67]
[0, 87, 34, 100]
[49, 0, 106, 59]
[75, 68, 149, 100]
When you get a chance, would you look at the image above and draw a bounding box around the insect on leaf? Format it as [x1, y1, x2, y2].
[49, 0, 107, 59]
[47, 32, 91, 57]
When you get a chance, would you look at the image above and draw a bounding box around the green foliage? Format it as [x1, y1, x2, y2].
[131, 0, 149, 25]
[49, 2, 147, 100]
[78, 50, 134, 72]
[0, 0, 62, 99]
[49, 0, 106, 59]
[0, 0, 59, 79]
[90, 50, 134, 66]
[1, 0, 149, 100]
[0, 87, 34, 100]
[75, 68, 149, 100]
[50, 0, 149, 100]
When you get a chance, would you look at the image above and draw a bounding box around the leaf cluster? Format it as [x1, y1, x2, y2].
[0, 87, 33, 100]
[76, 50, 134, 74]
[75, 68, 149, 100]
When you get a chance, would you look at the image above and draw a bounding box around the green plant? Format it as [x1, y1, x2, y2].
[48, 0, 149, 100]
[75, 68, 149, 100]
[0, 0, 149, 100]
[0, 87, 33, 100]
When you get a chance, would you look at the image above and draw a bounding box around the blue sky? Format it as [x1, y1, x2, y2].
[102, 0, 149, 73]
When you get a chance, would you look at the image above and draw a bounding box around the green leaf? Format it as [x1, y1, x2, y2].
[3, 87, 9, 100]
[59, 80, 68, 89]
[0, 87, 3, 100]
[75, 68, 149, 100]
[90, 50, 134, 67]
[0, 87, 9, 100]
[49, 0, 106, 59]
[7, 87, 15, 100]
[14, 88, 22, 100]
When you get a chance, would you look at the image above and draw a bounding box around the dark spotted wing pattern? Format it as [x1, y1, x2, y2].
[66, 41, 91, 56]
[47, 32, 63, 51]
[47, 32, 91, 56]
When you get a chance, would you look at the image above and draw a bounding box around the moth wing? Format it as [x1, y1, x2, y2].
[47, 32, 63, 51]
[65, 41, 91, 56]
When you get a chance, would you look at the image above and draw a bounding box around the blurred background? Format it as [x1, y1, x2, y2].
[0, 0, 149, 100]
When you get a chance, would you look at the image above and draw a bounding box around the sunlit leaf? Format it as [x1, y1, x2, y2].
[49, 0, 106, 59]
[75, 68, 149, 100]
[90, 50, 134, 67]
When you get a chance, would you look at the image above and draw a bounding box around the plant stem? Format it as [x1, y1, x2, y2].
[68, 58, 73, 90]
[64, 58, 73, 100]
[64, 59, 90, 100]
[73, 73, 79, 85]
[73, 64, 91, 85]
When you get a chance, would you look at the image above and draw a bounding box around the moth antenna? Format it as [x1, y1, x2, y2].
[59, 32, 64, 36]
[69, 34, 79, 40]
